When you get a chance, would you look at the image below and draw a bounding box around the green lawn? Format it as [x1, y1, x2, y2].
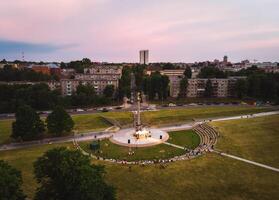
[211, 114, 279, 168]
[79, 140, 185, 161]
[0, 114, 279, 199]
[150, 97, 242, 104]
[72, 114, 112, 133]
[101, 112, 133, 127]
[168, 130, 200, 149]
[142, 106, 273, 126]
[0, 106, 275, 144]
[79, 130, 200, 161]
[0, 119, 13, 144]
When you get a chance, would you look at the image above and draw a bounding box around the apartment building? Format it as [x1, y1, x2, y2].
[187, 77, 245, 98]
[61, 65, 122, 96]
[160, 69, 184, 97]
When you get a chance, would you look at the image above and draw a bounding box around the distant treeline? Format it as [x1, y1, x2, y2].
[0, 65, 56, 82]
[198, 66, 279, 103]
[0, 83, 115, 113]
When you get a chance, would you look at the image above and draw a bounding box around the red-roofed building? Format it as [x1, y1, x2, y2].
[32, 65, 51, 75]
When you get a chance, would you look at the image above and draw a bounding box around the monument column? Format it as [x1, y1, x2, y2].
[136, 92, 142, 131]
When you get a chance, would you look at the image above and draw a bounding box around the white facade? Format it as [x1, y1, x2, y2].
[139, 50, 149, 65]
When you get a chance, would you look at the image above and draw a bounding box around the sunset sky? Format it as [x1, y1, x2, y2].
[0, 0, 278, 62]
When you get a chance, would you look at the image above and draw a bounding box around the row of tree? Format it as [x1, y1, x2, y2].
[0, 83, 116, 113]
[0, 147, 115, 200]
[12, 105, 74, 141]
[0, 84, 61, 113]
[234, 73, 279, 102]
[142, 72, 169, 100]
[117, 65, 171, 101]
[180, 66, 279, 102]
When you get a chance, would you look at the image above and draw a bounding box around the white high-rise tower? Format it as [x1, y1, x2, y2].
[139, 50, 149, 65]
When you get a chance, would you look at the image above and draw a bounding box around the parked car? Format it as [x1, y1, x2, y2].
[102, 108, 109, 112]
[97, 107, 104, 111]
[76, 108, 85, 112]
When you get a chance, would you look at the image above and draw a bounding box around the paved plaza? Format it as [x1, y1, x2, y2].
[110, 128, 169, 147]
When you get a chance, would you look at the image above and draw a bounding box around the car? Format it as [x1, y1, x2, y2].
[76, 109, 85, 112]
[97, 107, 104, 111]
[115, 106, 123, 110]
[168, 103, 176, 107]
[102, 108, 109, 112]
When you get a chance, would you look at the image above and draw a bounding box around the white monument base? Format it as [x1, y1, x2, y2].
[110, 128, 169, 147]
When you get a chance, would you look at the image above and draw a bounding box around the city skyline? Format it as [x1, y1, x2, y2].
[0, 0, 279, 62]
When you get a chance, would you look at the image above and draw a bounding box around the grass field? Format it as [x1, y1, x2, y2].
[0, 119, 14, 144]
[79, 140, 185, 161]
[142, 106, 273, 126]
[0, 112, 132, 144]
[79, 130, 200, 161]
[167, 130, 200, 149]
[211, 114, 279, 168]
[0, 143, 73, 198]
[0, 106, 275, 145]
[150, 97, 242, 105]
[101, 112, 133, 126]
[0, 114, 279, 199]
[72, 114, 112, 133]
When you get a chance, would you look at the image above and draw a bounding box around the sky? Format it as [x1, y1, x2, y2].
[0, 0, 279, 63]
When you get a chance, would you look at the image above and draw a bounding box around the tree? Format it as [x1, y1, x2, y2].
[235, 79, 248, 99]
[34, 147, 115, 200]
[133, 64, 145, 91]
[103, 84, 115, 98]
[12, 105, 45, 141]
[184, 66, 192, 78]
[160, 75, 170, 100]
[46, 106, 74, 136]
[117, 67, 131, 100]
[0, 160, 26, 200]
[144, 72, 169, 100]
[60, 62, 67, 69]
[72, 84, 96, 106]
[162, 63, 175, 69]
[198, 66, 227, 78]
[0, 66, 53, 82]
[204, 79, 213, 98]
[178, 78, 188, 98]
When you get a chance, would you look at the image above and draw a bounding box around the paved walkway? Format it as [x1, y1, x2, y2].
[0, 131, 113, 151]
[215, 151, 279, 173]
[164, 142, 185, 149]
[163, 142, 279, 173]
